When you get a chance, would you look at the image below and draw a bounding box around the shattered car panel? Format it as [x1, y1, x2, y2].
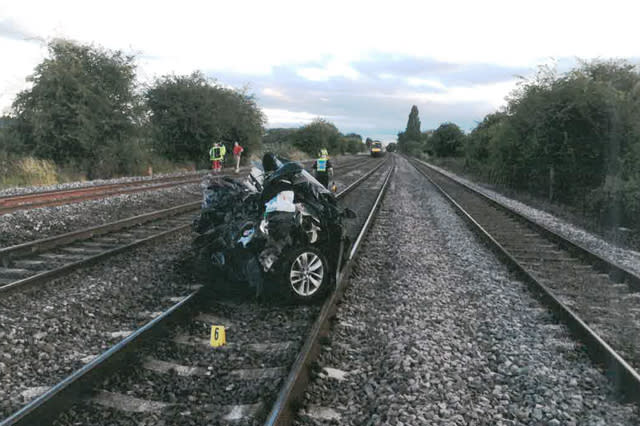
[192, 153, 352, 300]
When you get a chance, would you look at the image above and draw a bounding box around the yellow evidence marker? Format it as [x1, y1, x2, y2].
[210, 325, 226, 347]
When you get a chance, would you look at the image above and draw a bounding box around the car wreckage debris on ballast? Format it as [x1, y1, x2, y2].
[191, 154, 355, 302]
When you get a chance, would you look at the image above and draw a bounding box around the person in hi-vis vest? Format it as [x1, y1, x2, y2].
[209, 142, 226, 173]
[312, 149, 333, 188]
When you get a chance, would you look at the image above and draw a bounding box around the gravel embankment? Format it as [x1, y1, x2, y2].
[0, 184, 201, 248]
[0, 170, 204, 198]
[0, 154, 363, 198]
[0, 155, 367, 249]
[0, 231, 197, 419]
[425, 161, 640, 277]
[0, 157, 381, 422]
[295, 157, 638, 425]
[46, 158, 383, 425]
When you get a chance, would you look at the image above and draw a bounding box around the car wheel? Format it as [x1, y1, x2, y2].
[282, 246, 330, 302]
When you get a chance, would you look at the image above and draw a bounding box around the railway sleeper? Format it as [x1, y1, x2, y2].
[59, 246, 107, 255]
[173, 334, 297, 354]
[38, 252, 88, 261]
[76, 241, 119, 249]
[0, 267, 33, 279]
[9, 259, 49, 270]
[90, 236, 121, 244]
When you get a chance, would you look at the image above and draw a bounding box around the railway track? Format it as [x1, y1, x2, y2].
[0, 201, 200, 294]
[0, 157, 393, 425]
[0, 174, 206, 215]
[408, 157, 640, 402]
[0, 157, 379, 295]
[0, 156, 369, 215]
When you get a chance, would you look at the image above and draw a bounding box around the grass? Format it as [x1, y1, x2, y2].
[0, 155, 60, 189]
[0, 153, 199, 190]
[424, 155, 640, 249]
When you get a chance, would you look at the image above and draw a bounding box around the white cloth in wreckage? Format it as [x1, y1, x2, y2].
[260, 190, 321, 244]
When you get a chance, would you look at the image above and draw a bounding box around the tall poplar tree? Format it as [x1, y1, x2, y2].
[398, 105, 422, 153]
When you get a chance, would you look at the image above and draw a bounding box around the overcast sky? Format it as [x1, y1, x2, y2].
[1, 0, 639, 142]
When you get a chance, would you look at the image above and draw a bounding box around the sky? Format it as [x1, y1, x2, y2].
[1, 0, 640, 142]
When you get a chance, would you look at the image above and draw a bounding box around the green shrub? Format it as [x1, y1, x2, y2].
[0, 153, 59, 188]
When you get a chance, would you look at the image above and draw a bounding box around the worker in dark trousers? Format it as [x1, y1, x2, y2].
[312, 150, 333, 188]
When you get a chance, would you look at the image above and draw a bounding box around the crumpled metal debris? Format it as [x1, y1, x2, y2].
[192, 153, 351, 298]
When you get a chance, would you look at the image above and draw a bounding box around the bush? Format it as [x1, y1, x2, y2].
[586, 176, 640, 229]
[146, 72, 265, 167]
[11, 39, 140, 178]
[0, 152, 59, 188]
[457, 59, 640, 231]
[429, 122, 465, 157]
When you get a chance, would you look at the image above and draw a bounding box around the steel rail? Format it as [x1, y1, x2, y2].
[265, 158, 395, 425]
[0, 159, 376, 262]
[0, 223, 193, 294]
[0, 158, 382, 294]
[0, 157, 367, 214]
[0, 291, 200, 426]
[413, 158, 640, 291]
[0, 173, 206, 204]
[0, 156, 362, 205]
[0, 200, 200, 294]
[0, 157, 391, 426]
[408, 157, 640, 403]
[0, 178, 203, 214]
[0, 201, 201, 265]
[336, 159, 386, 197]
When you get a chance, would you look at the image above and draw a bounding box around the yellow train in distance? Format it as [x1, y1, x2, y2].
[370, 141, 385, 157]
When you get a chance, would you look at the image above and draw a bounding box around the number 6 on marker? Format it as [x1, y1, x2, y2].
[210, 325, 226, 347]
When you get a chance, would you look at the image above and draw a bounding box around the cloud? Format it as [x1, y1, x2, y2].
[3, 0, 640, 75]
[2, 0, 639, 138]
[406, 77, 446, 90]
[397, 80, 518, 108]
[297, 61, 360, 81]
[0, 17, 44, 42]
[261, 88, 288, 100]
[263, 108, 319, 127]
[0, 37, 47, 114]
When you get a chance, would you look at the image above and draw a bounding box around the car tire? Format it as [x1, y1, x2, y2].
[280, 246, 330, 303]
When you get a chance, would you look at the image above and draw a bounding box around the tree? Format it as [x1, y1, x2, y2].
[386, 142, 397, 152]
[12, 39, 142, 178]
[459, 59, 640, 230]
[263, 128, 297, 145]
[340, 133, 365, 154]
[405, 105, 421, 141]
[0, 116, 15, 153]
[292, 118, 340, 156]
[429, 122, 465, 157]
[365, 137, 373, 149]
[145, 72, 265, 166]
[399, 105, 422, 154]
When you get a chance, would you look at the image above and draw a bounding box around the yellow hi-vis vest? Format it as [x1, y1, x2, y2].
[209, 145, 226, 161]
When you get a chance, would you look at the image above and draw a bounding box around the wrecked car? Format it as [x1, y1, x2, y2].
[191, 153, 355, 302]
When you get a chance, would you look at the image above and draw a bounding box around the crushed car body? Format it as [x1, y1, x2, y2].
[191, 153, 355, 302]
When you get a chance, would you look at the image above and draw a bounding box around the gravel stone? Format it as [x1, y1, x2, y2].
[45, 157, 382, 426]
[426, 162, 640, 277]
[294, 156, 639, 425]
[0, 155, 366, 249]
[0, 231, 198, 418]
[0, 184, 201, 248]
[0, 170, 206, 198]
